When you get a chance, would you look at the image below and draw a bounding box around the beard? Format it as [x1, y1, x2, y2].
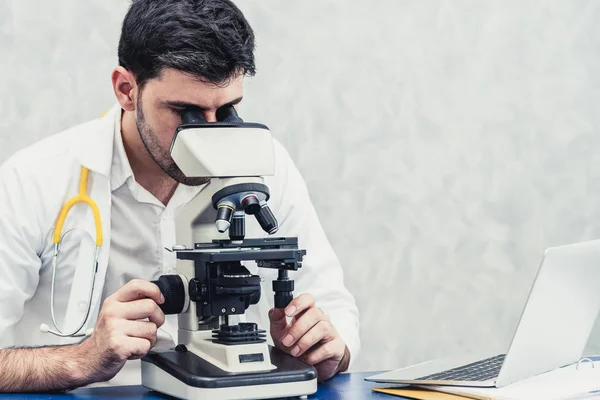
[135, 97, 209, 187]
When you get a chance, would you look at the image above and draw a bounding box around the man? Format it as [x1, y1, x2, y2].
[0, 0, 360, 392]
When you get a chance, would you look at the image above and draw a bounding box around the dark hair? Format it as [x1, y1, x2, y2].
[118, 0, 256, 87]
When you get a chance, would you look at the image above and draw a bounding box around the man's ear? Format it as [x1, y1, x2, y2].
[111, 66, 137, 112]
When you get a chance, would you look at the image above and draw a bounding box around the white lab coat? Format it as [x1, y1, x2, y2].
[0, 104, 360, 384]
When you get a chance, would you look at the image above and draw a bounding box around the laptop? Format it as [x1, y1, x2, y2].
[365, 239, 600, 388]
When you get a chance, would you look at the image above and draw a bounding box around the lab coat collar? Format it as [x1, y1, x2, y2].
[72, 103, 121, 178]
[110, 109, 133, 192]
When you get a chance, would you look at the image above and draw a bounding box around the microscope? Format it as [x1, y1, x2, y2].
[140, 107, 318, 399]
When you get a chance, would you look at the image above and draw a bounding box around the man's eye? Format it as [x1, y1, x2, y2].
[170, 108, 186, 116]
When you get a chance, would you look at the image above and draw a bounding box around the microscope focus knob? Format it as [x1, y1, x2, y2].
[188, 278, 206, 302]
[273, 279, 294, 308]
[152, 275, 186, 315]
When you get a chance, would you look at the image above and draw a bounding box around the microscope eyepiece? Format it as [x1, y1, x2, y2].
[216, 105, 243, 123]
[181, 110, 207, 125]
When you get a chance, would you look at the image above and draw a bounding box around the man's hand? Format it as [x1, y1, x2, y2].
[269, 293, 350, 382]
[77, 279, 166, 384]
[0, 279, 166, 392]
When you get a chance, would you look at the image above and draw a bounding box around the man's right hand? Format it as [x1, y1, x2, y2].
[77, 279, 166, 384]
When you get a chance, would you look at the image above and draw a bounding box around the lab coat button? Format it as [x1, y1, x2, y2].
[79, 302, 88, 312]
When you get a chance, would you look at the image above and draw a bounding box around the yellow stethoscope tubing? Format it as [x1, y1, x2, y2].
[53, 166, 102, 246]
[45, 166, 103, 338]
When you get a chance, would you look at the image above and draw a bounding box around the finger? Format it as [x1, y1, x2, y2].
[281, 307, 328, 348]
[290, 320, 332, 357]
[302, 339, 345, 366]
[113, 279, 164, 304]
[269, 307, 288, 332]
[284, 293, 315, 318]
[122, 337, 153, 360]
[119, 299, 166, 327]
[289, 306, 314, 326]
[122, 320, 159, 348]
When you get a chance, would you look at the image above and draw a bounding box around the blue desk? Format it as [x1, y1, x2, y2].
[0, 372, 404, 399]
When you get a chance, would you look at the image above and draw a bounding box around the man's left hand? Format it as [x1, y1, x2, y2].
[269, 293, 350, 382]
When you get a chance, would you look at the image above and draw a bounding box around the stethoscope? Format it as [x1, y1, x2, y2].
[39, 166, 102, 338]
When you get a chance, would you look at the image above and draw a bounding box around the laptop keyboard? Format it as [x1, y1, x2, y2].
[417, 354, 506, 382]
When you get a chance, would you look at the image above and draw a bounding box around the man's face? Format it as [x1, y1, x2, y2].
[134, 68, 244, 186]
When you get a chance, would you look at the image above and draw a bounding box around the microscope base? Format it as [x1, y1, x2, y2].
[141, 345, 317, 400]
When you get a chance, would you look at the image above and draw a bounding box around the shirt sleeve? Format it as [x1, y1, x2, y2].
[264, 139, 361, 368]
[0, 160, 43, 346]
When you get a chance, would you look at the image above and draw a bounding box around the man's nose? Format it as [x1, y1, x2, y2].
[202, 111, 218, 123]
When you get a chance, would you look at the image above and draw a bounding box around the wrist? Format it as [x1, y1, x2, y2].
[336, 345, 351, 374]
[67, 340, 94, 387]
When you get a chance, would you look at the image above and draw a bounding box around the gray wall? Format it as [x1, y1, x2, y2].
[2, 0, 600, 372]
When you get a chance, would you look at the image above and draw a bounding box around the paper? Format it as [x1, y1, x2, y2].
[421, 362, 600, 400]
[561, 389, 600, 400]
[373, 387, 494, 400]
